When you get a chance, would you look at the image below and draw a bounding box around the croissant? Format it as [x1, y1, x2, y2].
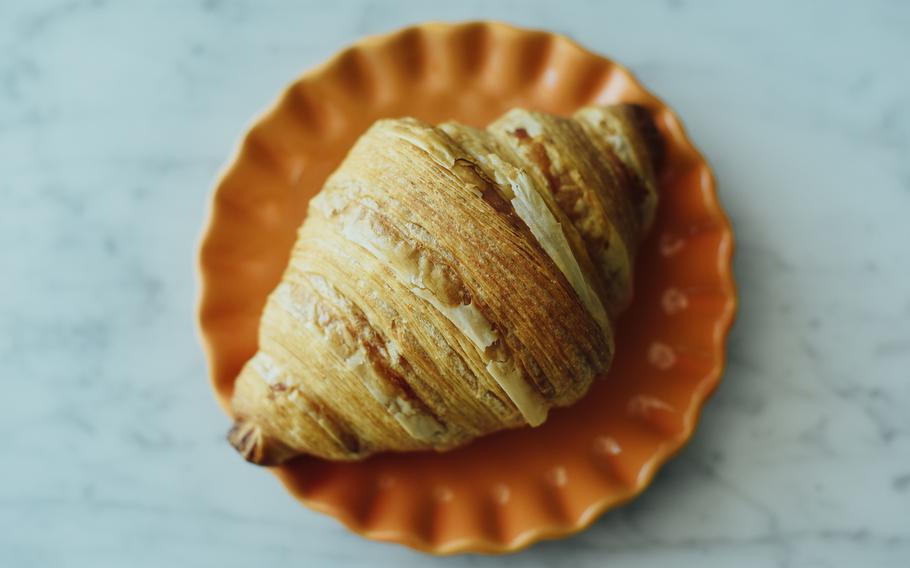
[228, 104, 662, 464]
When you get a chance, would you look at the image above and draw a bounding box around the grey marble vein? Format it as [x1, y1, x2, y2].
[1, 0, 909, 566]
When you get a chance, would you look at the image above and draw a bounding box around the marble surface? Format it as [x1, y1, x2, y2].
[2, 0, 909, 566]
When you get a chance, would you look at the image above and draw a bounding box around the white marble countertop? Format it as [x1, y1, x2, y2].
[2, 1, 909, 566]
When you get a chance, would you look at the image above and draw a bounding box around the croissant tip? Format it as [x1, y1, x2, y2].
[228, 419, 295, 466]
[623, 104, 665, 173]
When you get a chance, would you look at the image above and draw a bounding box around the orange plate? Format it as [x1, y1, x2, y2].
[197, 21, 736, 554]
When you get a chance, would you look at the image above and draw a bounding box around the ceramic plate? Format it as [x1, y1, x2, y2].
[197, 21, 736, 554]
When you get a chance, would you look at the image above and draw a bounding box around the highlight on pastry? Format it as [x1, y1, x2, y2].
[228, 104, 663, 465]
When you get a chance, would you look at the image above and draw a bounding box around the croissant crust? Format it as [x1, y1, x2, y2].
[229, 104, 662, 464]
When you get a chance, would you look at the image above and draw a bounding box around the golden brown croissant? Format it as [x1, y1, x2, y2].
[228, 104, 662, 464]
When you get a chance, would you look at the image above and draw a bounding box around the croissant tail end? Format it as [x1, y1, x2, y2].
[624, 104, 665, 173]
[228, 419, 296, 466]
